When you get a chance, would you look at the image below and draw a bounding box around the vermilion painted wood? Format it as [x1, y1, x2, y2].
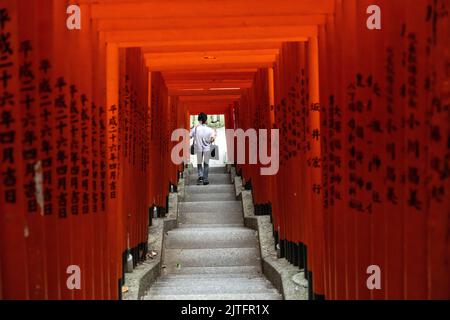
[16, 0, 47, 300]
[309, 36, 327, 298]
[273, 45, 285, 257]
[360, 0, 387, 300]
[82, 2, 100, 299]
[272, 51, 283, 255]
[328, 0, 348, 299]
[402, 0, 428, 300]
[38, 0, 61, 300]
[381, 0, 406, 299]
[95, 30, 109, 300]
[52, 0, 75, 300]
[67, 2, 86, 299]
[270, 61, 281, 250]
[344, 0, 365, 300]
[426, 0, 449, 300]
[106, 42, 120, 299]
[0, 0, 30, 299]
[318, 21, 332, 298]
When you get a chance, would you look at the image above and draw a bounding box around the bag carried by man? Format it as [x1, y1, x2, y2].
[210, 144, 219, 160]
[190, 126, 197, 155]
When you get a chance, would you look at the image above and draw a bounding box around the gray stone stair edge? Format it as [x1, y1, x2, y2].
[123, 172, 185, 300]
[144, 292, 282, 300]
[236, 176, 308, 300]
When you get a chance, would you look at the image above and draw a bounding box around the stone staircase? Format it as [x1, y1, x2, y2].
[144, 166, 282, 300]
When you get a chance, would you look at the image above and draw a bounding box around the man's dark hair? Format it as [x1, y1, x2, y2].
[198, 112, 207, 124]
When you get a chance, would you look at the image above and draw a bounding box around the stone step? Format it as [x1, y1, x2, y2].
[158, 273, 264, 280]
[161, 265, 262, 275]
[184, 193, 236, 202]
[189, 166, 226, 174]
[147, 164, 282, 301]
[187, 173, 230, 185]
[154, 278, 270, 288]
[185, 184, 235, 194]
[144, 292, 282, 300]
[179, 201, 242, 213]
[178, 223, 244, 228]
[165, 228, 258, 249]
[153, 276, 271, 286]
[148, 282, 276, 295]
[179, 211, 243, 225]
[163, 247, 261, 269]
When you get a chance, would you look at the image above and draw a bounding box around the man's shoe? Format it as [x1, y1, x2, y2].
[203, 181, 209, 185]
[197, 177, 203, 185]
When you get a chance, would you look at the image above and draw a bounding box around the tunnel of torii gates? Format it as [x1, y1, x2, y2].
[0, 0, 449, 300]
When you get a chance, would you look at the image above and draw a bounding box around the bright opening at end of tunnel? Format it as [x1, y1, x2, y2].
[189, 114, 228, 167]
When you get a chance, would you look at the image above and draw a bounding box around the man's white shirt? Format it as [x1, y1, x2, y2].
[190, 124, 215, 152]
